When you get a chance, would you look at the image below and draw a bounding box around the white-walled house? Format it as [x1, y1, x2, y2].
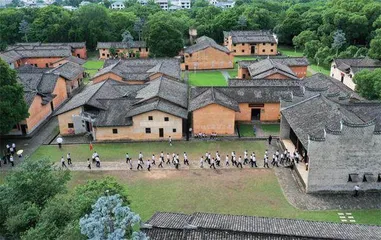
[330, 58, 381, 90]
[110, 1, 125, 9]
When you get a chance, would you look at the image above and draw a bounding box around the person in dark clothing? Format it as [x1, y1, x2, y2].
[268, 135, 273, 145]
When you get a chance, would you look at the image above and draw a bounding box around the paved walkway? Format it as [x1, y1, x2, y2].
[275, 167, 381, 210]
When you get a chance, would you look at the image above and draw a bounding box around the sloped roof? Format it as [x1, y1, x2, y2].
[238, 57, 309, 68]
[143, 212, 381, 240]
[48, 61, 85, 81]
[0, 50, 23, 63]
[184, 36, 230, 54]
[189, 87, 240, 112]
[334, 58, 381, 71]
[94, 58, 181, 81]
[126, 99, 188, 119]
[229, 79, 301, 87]
[97, 41, 147, 49]
[226, 30, 277, 44]
[13, 42, 86, 49]
[52, 56, 86, 65]
[248, 59, 298, 79]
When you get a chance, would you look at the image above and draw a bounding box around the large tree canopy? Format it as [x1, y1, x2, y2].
[0, 59, 29, 135]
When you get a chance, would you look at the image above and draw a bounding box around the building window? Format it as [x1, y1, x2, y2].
[271, 43, 274, 46]
[348, 173, 359, 182]
[146, 47, 148, 51]
[262, 49, 265, 53]
[102, 53, 105, 56]
[173, 128, 176, 133]
[145, 128, 151, 134]
[148, 116, 153, 120]
[112, 128, 118, 134]
[242, 43, 244, 46]
[45, 63, 49, 67]
[234, 50, 236, 53]
[378, 174, 381, 182]
[271, 49, 274, 52]
[242, 50, 244, 53]
[164, 117, 169, 121]
[190, 54, 192, 57]
[139, 47, 141, 51]
[363, 173, 374, 182]
[68, 123, 74, 128]
[263, 43, 266, 45]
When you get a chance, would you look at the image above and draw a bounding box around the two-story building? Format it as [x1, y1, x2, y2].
[181, 36, 233, 70]
[223, 30, 278, 56]
[97, 42, 149, 59]
[55, 77, 188, 140]
[330, 58, 381, 90]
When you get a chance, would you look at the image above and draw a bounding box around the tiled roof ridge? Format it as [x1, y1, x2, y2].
[282, 94, 320, 111]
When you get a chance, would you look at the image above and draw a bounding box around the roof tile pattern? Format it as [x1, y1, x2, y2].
[185, 36, 230, 54]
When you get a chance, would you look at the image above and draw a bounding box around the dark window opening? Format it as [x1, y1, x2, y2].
[148, 116, 153, 120]
[102, 53, 105, 56]
[378, 174, 381, 182]
[271, 49, 274, 52]
[139, 47, 141, 51]
[164, 117, 169, 121]
[145, 128, 151, 134]
[242, 50, 244, 53]
[173, 128, 176, 133]
[348, 173, 359, 182]
[68, 123, 74, 128]
[112, 128, 118, 134]
[262, 49, 265, 53]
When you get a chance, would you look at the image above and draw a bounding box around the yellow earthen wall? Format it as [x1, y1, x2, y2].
[192, 104, 235, 135]
[181, 47, 233, 70]
[25, 95, 52, 132]
[58, 107, 82, 135]
[98, 47, 149, 59]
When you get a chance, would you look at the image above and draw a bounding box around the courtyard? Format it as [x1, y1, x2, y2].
[6, 140, 378, 225]
[188, 71, 227, 86]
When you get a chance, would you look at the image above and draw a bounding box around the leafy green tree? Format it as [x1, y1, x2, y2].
[314, 46, 333, 66]
[109, 11, 137, 41]
[292, 30, 317, 50]
[19, 19, 30, 42]
[369, 30, 381, 60]
[354, 47, 368, 58]
[80, 194, 145, 240]
[237, 15, 247, 30]
[304, 40, 322, 60]
[0, 59, 29, 135]
[109, 47, 117, 57]
[337, 45, 358, 58]
[0, 9, 24, 44]
[133, 17, 145, 41]
[354, 69, 381, 100]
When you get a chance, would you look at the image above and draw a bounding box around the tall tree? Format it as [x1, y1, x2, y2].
[80, 194, 146, 240]
[237, 15, 247, 30]
[0, 59, 29, 135]
[19, 19, 30, 42]
[133, 17, 145, 41]
[331, 29, 346, 56]
[368, 29, 381, 60]
[354, 69, 381, 100]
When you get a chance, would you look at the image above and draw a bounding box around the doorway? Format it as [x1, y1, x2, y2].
[185, 65, 189, 70]
[341, 75, 344, 82]
[21, 124, 27, 135]
[251, 109, 261, 121]
[77, 54, 80, 58]
[159, 128, 164, 138]
[251, 45, 255, 54]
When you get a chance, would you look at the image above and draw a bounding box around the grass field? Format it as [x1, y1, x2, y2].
[188, 71, 227, 86]
[309, 64, 330, 76]
[234, 56, 257, 62]
[239, 124, 256, 137]
[278, 46, 304, 57]
[65, 170, 381, 225]
[227, 69, 238, 78]
[261, 124, 280, 134]
[30, 141, 267, 162]
[83, 60, 104, 71]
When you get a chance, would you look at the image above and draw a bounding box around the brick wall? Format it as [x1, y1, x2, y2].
[227, 36, 277, 56]
[237, 67, 250, 79]
[52, 77, 68, 109]
[307, 124, 381, 193]
[21, 57, 65, 68]
[192, 104, 235, 135]
[92, 73, 123, 84]
[94, 110, 183, 140]
[181, 47, 233, 70]
[25, 95, 52, 133]
[235, 103, 280, 122]
[98, 47, 149, 59]
[289, 66, 307, 78]
[72, 47, 87, 59]
[58, 107, 82, 135]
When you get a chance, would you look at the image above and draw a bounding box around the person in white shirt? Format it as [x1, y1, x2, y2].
[200, 156, 204, 168]
[6, 144, 10, 153]
[138, 152, 143, 161]
[169, 136, 172, 146]
[210, 157, 216, 169]
[183, 152, 189, 166]
[125, 153, 130, 164]
[237, 156, 243, 168]
[87, 158, 91, 169]
[160, 151, 164, 162]
[95, 156, 101, 167]
[137, 159, 143, 170]
[251, 152, 257, 167]
[61, 156, 67, 168]
[244, 150, 248, 165]
[9, 155, 14, 167]
[264, 156, 269, 168]
[147, 159, 151, 171]
[158, 155, 164, 168]
[216, 154, 221, 167]
[225, 155, 230, 166]
[166, 153, 171, 164]
[151, 154, 156, 165]
[12, 143, 16, 152]
[67, 153, 72, 165]
[354, 185, 360, 197]
[232, 155, 237, 166]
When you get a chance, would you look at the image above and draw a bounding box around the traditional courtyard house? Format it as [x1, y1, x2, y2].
[11, 42, 87, 59]
[50, 55, 86, 67]
[280, 73, 381, 193]
[181, 36, 233, 70]
[330, 58, 381, 90]
[8, 66, 68, 135]
[189, 80, 302, 135]
[55, 77, 188, 140]
[223, 30, 278, 56]
[92, 58, 181, 84]
[237, 57, 309, 79]
[97, 42, 149, 59]
[47, 61, 85, 96]
[142, 212, 381, 239]
[110, 1, 125, 9]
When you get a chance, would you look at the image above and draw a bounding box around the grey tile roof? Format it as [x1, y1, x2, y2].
[143, 212, 381, 240]
[13, 42, 86, 49]
[134, 76, 188, 108]
[48, 61, 85, 81]
[24, 91, 37, 107]
[94, 58, 181, 81]
[97, 41, 147, 49]
[184, 36, 230, 54]
[191, 85, 303, 109]
[16, 48, 72, 58]
[227, 30, 277, 44]
[248, 59, 298, 79]
[238, 57, 309, 68]
[189, 87, 240, 112]
[333, 58, 381, 72]
[93, 99, 134, 127]
[58, 56, 86, 65]
[229, 79, 301, 87]
[126, 99, 188, 119]
[0, 50, 23, 63]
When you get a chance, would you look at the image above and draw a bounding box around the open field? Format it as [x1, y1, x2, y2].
[188, 71, 227, 86]
[227, 69, 238, 78]
[309, 64, 330, 76]
[66, 170, 381, 224]
[278, 46, 304, 57]
[83, 60, 104, 70]
[30, 141, 268, 162]
[239, 124, 256, 137]
[261, 124, 280, 134]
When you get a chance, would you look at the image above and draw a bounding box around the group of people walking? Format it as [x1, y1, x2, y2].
[1, 143, 18, 167]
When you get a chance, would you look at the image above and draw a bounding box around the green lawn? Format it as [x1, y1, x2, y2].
[66, 170, 381, 225]
[309, 64, 330, 76]
[227, 69, 238, 78]
[239, 124, 256, 137]
[261, 124, 280, 134]
[234, 56, 257, 62]
[278, 46, 304, 57]
[83, 60, 104, 70]
[188, 71, 227, 86]
[30, 141, 267, 162]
